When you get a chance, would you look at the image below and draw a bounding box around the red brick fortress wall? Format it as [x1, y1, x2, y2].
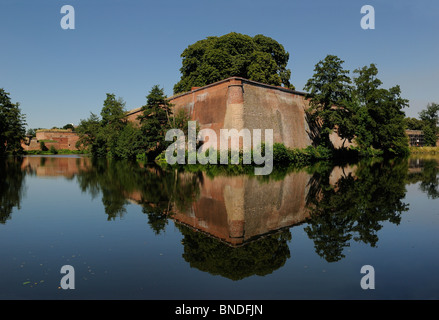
[125, 77, 349, 150]
[22, 129, 80, 151]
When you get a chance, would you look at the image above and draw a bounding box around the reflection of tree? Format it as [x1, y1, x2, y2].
[0, 157, 26, 224]
[407, 158, 439, 199]
[76, 159, 201, 233]
[176, 223, 292, 280]
[76, 159, 128, 220]
[134, 166, 201, 234]
[304, 159, 409, 262]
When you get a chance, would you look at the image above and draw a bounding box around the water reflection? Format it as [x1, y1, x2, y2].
[0, 157, 26, 224]
[407, 157, 439, 199]
[177, 223, 292, 280]
[305, 159, 410, 262]
[1, 155, 438, 280]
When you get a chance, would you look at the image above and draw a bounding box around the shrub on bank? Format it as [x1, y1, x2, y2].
[24, 149, 84, 155]
[409, 146, 439, 154]
[155, 143, 334, 168]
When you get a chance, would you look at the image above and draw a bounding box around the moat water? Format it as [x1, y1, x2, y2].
[0, 155, 438, 299]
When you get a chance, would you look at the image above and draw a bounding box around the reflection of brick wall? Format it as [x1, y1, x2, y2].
[22, 129, 80, 151]
[171, 171, 312, 246]
[21, 156, 90, 177]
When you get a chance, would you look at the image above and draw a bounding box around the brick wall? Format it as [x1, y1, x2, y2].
[125, 77, 350, 150]
[22, 129, 80, 151]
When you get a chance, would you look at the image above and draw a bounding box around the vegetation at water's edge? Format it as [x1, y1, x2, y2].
[409, 146, 439, 154]
[24, 149, 85, 155]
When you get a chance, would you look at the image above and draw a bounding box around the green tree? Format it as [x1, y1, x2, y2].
[0, 89, 27, 155]
[138, 85, 174, 161]
[26, 128, 37, 137]
[419, 103, 439, 146]
[75, 94, 128, 157]
[303, 55, 353, 148]
[40, 141, 48, 151]
[113, 122, 143, 160]
[422, 124, 437, 147]
[63, 123, 75, 131]
[405, 117, 424, 130]
[304, 57, 409, 156]
[174, 32, 294, 94]
[419, 103, 439, 129]
[99, 93, 127, 156]
[75, 112, 102, 154]
[100, 93, 126, 127]
[352, 64, 409, 156]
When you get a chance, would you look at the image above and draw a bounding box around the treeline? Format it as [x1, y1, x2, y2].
[0, 89, 26, 156]
[304, 55, 411, 157]
[75, 85, 190, 161]
[405, 103, 439, 146]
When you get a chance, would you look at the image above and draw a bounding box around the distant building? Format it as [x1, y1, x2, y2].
[21, 129, 80, 151]
[406, 129, 424, 147]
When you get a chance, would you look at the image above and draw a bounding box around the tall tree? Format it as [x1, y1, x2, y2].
[99, 93, 127, 156]
[100, 93, 126, 127]
[138, 85, 174, 161]
[419, 103, 439, 146]
[75, 112, 102, 153]
[75, 93, 127, 157]
[352, 64, 409, 156]
[405, 117, 424, 130]
[174, 32, 294, 94]
[303, 55, 353, 148]
[0, 89, 26, 155]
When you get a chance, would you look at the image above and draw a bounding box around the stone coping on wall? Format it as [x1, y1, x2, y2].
[35, 129, 75, 133]
[168, 77, 307, 100]
[125, 77, 309, 116]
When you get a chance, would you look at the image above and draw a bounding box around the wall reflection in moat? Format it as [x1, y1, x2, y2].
[1, 155, 438, 280]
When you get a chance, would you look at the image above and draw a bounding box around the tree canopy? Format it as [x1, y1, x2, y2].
[304, 55, 410, 156]
[419, 103, 439, 146]
[75, 86, 191, 161]
[75, 93, 128, 157]
[173, 32, 294, 94]
[303, 55, 353, 148]
[0, 89, 27, 155]
[138, 85, 174, 161]
[352, 64, 409, 155]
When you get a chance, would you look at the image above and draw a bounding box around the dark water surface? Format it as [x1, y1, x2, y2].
[0, 155, 438, 299]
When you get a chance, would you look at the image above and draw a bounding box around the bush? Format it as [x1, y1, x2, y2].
[40, 141, 48, 151]
[273, 143, 292, 164]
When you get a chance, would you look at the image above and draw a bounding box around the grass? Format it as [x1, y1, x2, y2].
[409, 146, 439, 154]
[24, 149, 85, 155]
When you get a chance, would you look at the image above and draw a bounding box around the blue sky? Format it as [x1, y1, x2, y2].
[1, 0, 438, 129]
